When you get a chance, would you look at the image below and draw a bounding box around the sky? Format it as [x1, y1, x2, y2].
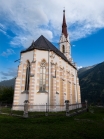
[0, 0, 104, 81]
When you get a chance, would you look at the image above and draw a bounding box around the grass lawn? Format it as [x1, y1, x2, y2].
[0, 107, 104, 139]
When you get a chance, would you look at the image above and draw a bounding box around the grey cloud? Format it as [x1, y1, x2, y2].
[0, 68, 17, 77]
[1, 77, 7, 80]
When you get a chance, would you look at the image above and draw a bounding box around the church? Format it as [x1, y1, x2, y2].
[13, 10, 81, 111]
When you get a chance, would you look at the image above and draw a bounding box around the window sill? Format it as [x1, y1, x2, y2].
[37, 91, 48, 93]
[21, 90, 29, 94]
[30, 74, 34, 77]
[31, 60, 36, 63]
[52, 75, 56, 78]
[56, 92, 59, 94]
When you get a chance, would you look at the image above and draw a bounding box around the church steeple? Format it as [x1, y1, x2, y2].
[62, 10, 68, 38]
[59, 10, 71, 60]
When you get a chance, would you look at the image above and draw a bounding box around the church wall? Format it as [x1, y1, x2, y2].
[13, 48, 80, 109]
[13, 51, 34, 106]
[21, 51, 34, 63]
[28, 61, 36, 105]
[33, 50, 49, 105]
[13, 64, 23, 106]
[48, 50, 78, 106]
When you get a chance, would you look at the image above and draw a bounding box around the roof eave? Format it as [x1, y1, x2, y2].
[21, 48, 77, 70]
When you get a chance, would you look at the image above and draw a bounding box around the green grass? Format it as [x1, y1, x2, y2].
[0, 107, 104, 139]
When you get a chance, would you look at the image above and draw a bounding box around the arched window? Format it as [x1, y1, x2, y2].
[62, 45, 65, 53]
[39, 60, 46, 92]
[25, 61, 30, 91]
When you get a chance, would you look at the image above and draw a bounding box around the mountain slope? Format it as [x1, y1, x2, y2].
[78, 64, 96, 78]
[0, 78, 15, 88]
[78, 62, 104, 104]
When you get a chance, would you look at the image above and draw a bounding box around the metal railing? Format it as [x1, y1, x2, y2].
[0, 102, 86, 117]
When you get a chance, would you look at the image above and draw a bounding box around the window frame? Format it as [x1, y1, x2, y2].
[62, 45, 65, 53]
[38, 60, 47, 93]
[25, 61, 30, 92]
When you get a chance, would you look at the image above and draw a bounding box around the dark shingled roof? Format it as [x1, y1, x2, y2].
[21, 35, 76, 69]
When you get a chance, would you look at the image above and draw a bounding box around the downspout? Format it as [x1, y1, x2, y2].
[48, 49, 50, 112]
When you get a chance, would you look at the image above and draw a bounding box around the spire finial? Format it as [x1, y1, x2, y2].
[63, 7, 65, 12]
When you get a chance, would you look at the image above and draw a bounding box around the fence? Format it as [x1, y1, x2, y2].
[12, 103, 82, 112]
[0, 102, 86, 117]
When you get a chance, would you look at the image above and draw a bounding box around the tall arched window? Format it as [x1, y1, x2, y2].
[25, 61, 30, 91]
[62, 45, 65, 53]
[39, 60, 46, 92]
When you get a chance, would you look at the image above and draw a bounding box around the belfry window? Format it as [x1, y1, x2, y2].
[25, 61, 30, 91]
[62, 45, 65, 53]
[39, 60, 46, 92]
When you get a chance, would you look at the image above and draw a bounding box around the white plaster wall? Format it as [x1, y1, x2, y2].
[34, 94, 48, 105]
[19, 94, 29, 105]
[36, 50, 48, 61]
[21, 51, 34, 63]
[56, 94, 60, 105]
[31, 50, 49, 105]
[59, 34, 71, 58]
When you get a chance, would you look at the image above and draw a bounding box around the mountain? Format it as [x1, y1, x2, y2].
[78, 62, 104, 104]
[0, 78, 15, 88]
[78, 64, 96, 78]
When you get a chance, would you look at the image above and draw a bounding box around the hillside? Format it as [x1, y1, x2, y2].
[78, 64, 96, 78]
[78, 62, 104, 104]
[0, 78, 15, 88]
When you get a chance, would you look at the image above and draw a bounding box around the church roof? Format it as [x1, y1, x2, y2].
[21, 35, 76, 69]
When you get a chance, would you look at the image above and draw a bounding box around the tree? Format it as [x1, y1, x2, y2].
[0, 86, 14, 104]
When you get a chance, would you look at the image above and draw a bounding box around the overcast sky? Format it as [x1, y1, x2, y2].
[0, 0, 104, 81]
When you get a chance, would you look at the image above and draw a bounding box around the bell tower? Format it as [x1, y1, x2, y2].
[59, 10, 71, 60]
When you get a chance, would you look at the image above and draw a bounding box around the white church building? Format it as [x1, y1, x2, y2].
[13, 10, 81, 111]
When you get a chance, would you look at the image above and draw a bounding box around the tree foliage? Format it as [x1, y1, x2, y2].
[0, 86, 14, 104]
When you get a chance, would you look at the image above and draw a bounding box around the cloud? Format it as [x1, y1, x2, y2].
[10, 29, 53, 48]
[0, 0, 104, 47]
[0, 28, 6, 35]
[0, 68, 17, 77]
[0, 23, 9, 36]
[1, 77, 7, 80]
[1, 49, 15, 57]
[77, 66, 83, 69]
[72, 44, 76, 47]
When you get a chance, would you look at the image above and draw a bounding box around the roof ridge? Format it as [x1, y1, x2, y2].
[42, 35, 59, 52]
[42, 35, 52, 50]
